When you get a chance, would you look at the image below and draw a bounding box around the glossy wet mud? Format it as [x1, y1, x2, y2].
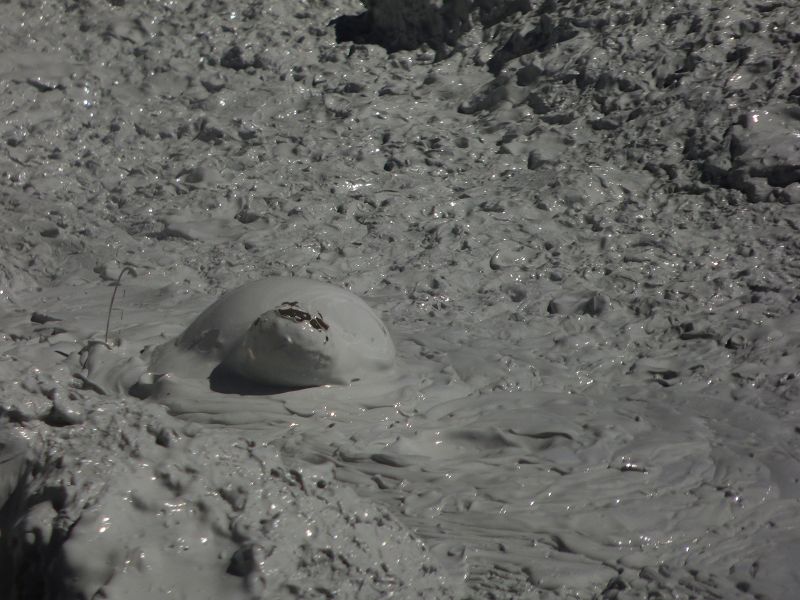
[0, 1, 799, 598]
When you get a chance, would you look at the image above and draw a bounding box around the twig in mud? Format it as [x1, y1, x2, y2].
[104, 266, 136, 345]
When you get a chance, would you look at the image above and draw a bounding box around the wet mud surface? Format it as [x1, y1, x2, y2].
[1, 1, 800, 598]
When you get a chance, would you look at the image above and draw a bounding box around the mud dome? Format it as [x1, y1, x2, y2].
[1, 0, 800, 598]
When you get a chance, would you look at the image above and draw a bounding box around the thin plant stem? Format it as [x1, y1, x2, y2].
[104, 266, 135, 345]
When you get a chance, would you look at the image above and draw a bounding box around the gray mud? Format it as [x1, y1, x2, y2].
[1, 1, 800, 598]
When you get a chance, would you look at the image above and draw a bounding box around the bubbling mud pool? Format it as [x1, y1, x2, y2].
[148, 277, 396, 388]
[2, 0, 800, 597]
[2, 277, 796, 599]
